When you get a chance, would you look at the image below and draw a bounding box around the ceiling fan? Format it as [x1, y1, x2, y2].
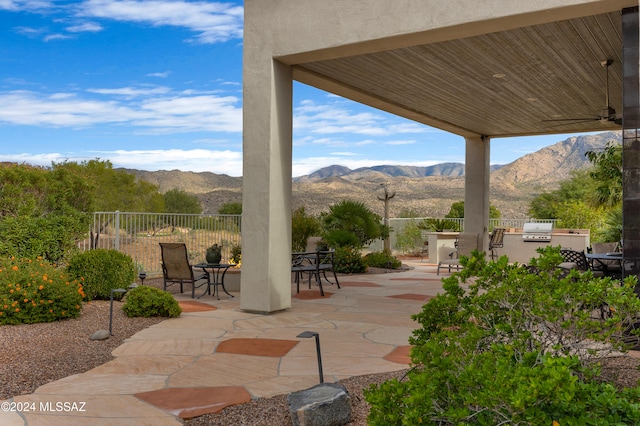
[544, 59, 622, 126]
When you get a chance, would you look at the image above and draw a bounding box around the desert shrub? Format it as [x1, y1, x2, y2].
[0, 215, 86, 263]
[0, 257, 84, 325]
[230, 244, 242, 265]
[122, 286, 181, 318]
[365, 246, 640, 425]
[332, 246, 366, 274]
[292, 207, 321, 252]
[363, 251, 402, 269]
[394, 219, 423, 255]
[66, 249, 136, 301]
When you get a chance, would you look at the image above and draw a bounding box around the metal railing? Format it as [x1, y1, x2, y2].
[367, 217, 558, 253]
[80, 212, 242, 276]
[83, 212, 556, 273]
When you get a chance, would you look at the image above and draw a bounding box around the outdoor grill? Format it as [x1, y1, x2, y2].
[522, 222, 553, 242]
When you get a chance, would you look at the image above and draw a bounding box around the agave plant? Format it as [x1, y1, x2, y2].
[417, 218, 461, 232]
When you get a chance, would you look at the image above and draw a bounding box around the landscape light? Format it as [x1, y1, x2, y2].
[297, 331, 324, 383]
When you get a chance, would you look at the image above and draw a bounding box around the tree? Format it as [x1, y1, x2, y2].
[163, 189, 202, 214]
[54, 159, 164, 212]
[555, 199, 605, 230]
[218, 202, 242, 215]
[53, 159, 164, 248]
[585, 142, 622, 208]
[0, 163, 92, 261]
[528, 170, 593, 219]
[445, 201, 501, 219]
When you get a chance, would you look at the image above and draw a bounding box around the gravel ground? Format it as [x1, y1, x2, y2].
[0, 300, 165, 400]
[0, 297, 407, 425]
[2, 281, 640, 425]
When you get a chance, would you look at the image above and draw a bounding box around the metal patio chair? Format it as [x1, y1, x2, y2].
[159, 242, 208, 298]
[489, 228, 505, 260]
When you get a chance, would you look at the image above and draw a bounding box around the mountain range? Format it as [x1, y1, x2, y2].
[126, 131, 621, 219]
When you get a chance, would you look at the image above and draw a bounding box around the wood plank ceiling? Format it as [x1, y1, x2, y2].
[293, 11, 623, 138]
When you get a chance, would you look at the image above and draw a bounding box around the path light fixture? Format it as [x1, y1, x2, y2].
[138, 271, 147, 285]
[297, 331, 324, 383]
[109, 288, 127, 335]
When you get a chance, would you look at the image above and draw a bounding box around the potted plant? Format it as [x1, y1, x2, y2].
[206, 243, 222, 264]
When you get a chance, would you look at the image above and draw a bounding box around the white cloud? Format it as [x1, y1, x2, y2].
[294, 99, 432, 137]
[104, 148, 242, 174]
[1, 1, 52, 11]
[0, 152, 70, 166]
[147, 71, 171, 78]
[87, 86, 171, 96]
[66, 21, 103, 32]
[14, 26, 45, 36]
[77, 0, 244, 43]
[44, 33, 74, 41]
[386, 140, 416, 145]
[0, 89, 242, 132]
[0, 149, 244, 176]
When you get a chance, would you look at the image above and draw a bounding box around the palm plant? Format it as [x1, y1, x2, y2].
[321, 200, 383, 248]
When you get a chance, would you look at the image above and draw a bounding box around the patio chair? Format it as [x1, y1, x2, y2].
[589, 242, 622, 278]
[488, 228, 505, 260]
[159, 243, 208, 298]
[291, 250, 340, 297]
[559, 249, 603, 276]
[437, 233, 478, 275]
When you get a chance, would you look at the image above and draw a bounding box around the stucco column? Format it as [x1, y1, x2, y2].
[241, 45, 293, 311]
[464, 135, 490, 253]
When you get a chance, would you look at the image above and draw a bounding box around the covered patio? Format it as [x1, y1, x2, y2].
[241, 0, 640, 313]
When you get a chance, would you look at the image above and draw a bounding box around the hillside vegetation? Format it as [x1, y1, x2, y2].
[125, 131, 621, 218]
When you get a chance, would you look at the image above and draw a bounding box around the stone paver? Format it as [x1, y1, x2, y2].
[3, 260, 442, 424]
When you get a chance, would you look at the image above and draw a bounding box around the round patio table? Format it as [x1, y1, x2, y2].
[194, 263, 234, 299]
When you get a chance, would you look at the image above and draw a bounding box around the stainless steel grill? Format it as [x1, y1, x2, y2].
[522, 222, 553, 242]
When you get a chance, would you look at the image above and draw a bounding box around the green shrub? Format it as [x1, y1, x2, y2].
[363, 251, 402, 269]
[230, 244, 242, 265]
[292, 207, 320, 252]
[332, 246, 366, 274]
[122, 286, 181, 318]
[0, 257, 84, 324]
[365, 246, 640, 425]
[0, 215, 87, 263]
[66, 249, 136, 301]
[394, 219, 423, 255]
[321, 200, 383, 247]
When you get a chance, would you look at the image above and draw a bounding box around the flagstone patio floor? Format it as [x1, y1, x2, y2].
[1, 260, 446, 425]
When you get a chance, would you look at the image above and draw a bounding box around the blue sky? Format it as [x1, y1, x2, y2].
[0, 1, 593, 177]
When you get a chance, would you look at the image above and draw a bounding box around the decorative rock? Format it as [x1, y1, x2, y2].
[288, 383, 352, 426]
[90, 329, 110, 341]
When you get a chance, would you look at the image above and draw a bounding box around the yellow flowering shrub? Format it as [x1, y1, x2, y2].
[0, 257, 84, 325]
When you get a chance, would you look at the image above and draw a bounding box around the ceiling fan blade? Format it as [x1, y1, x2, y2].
[540, 60, 621, 127]
[542, 117, 598, 122]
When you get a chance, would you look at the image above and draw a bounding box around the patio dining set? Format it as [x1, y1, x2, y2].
[157, 242, 341, 299]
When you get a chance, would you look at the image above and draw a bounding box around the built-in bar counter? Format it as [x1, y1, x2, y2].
[426, 229, 590, 265]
